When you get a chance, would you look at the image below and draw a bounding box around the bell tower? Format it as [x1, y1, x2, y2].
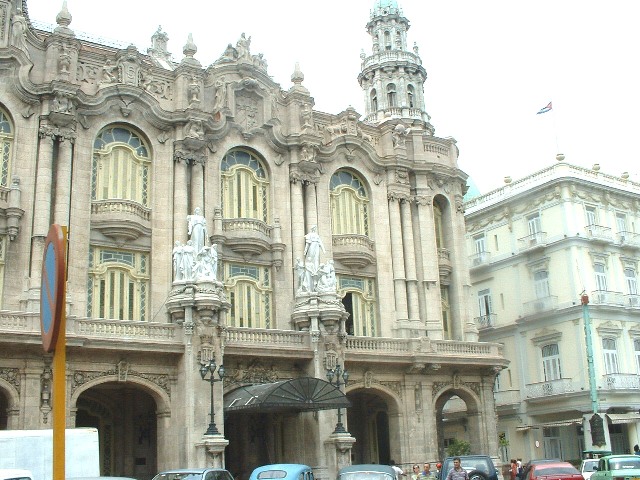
[358, 0, 431, 127]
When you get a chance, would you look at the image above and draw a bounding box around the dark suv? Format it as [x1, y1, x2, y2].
[439, 456, 499, 480]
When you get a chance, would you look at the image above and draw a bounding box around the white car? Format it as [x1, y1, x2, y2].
[580, 459, 599, 480]
[0, 470, 33, 480]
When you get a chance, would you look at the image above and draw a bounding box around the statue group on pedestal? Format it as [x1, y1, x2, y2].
[295, 225, 337, 294]
[173, 207, 218, 282]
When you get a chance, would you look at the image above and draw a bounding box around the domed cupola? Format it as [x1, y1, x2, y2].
[358, 0, 430, 126]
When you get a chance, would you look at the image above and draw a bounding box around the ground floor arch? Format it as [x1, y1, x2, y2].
[73, 381, 159, 480]
[346, 386, 402, 465]
[435, 385, 484, 458]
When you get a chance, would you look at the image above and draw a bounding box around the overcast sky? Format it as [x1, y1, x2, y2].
[27, 0, 639, 194]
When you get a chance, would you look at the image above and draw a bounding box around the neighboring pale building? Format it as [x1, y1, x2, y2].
[465, 161, 640, 463]
[0, 0, 507, 478]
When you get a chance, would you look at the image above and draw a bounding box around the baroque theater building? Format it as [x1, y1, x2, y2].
[0, 0, 507, 478]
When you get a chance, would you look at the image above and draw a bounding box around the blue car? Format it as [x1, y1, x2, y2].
[249, 464, 314, 480]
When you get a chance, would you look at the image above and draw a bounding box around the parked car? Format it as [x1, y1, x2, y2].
[249, 464, 314, 480]
[520, 460, 564, 480]
[0, 470, 33, 480]
[590, 455, 640, 480]
[152, 468, 234, 480]
[337, 464, 397, 480]
[579, 459, 598, 480]
[438, 456, 499, 480]
[521, 461, 583, 480]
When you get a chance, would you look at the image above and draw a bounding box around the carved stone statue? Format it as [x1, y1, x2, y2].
[295, 257, 312, 293]
[213, 78, 227, 111]
[172, 241, 185, 281]
[316, 260, 337, 293]
[304, 225, 325, 274]
[236, 33, 251, 60]
[10, 9, 29, 55]
[194, 244, 218, 281]
[101, 59, 118, 84]
[182, 240, 195, 280]
[187, 207, 207, 254]
[185, 120, 205, 139]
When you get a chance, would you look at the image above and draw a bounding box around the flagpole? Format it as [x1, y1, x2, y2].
[551, 103, 561, 156]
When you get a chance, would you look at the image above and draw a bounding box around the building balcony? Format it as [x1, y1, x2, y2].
[91, 199, 151, 241]
[332, 234, 376, 268]
[590, 290, 625, 306]
[525, 378, 575, 399]
[585, 224, 613, 243]
[618, 231, 640, 250]
[600, 373, 640, 390]
[469, 251, 491, 269]
[216, 218, 278, 256]
[438, 248, 452, 279]
[522, 295, 558, 316]
[517, 231, 547, 252]
[475, 313, 496, 329]
[625, 294, 640, 308]
[494, 389, 521, 407]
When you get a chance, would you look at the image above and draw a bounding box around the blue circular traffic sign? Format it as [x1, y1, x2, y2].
[40, 225, 66, 353]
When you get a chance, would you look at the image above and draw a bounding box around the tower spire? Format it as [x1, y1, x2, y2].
[358, 0, 431, 127]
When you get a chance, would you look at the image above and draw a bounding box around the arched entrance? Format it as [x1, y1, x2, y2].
[74, 382, 159, 480]
[0, 387, 8, 429]
[435, 387, 483, 458]
[346, 386, 400, 465]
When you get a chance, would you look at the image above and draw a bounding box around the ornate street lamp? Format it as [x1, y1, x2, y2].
[326, 364, 349, 434]
[199, 359, 225, 435]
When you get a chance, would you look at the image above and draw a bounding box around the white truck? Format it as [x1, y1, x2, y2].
[0, 428, 100, 480]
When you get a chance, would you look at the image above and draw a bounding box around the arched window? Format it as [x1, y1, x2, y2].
[87, 247, 150, 321]
[370, 89, 378, 112]
[92, 126, 150, 205]
[541, 344, 561, 381]
[225, 263, 272, 328]
[384, 31, 392, 50]
[330, 170, 370, 236]
[386, 83, 397, 107]
[0, 107, 14, 187]
[339, 276, 377, 336]
[221, 149, 269, 222]
[434, 202, 444, 249]
[407, 84, 415, 108]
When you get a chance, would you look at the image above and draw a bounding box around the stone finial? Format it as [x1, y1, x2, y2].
[54, 1, 74, 36]
[181, 33, 201, 67]
[291, 62, 304, 86]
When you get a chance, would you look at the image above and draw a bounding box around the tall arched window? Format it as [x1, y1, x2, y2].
[87, 247, 150, 321]
[225, 263, 272, 328]
[434, 202, 444, 249]
[370, 89, 378, 112]
[221, 149, 269, 222]
[386, 83, 397, 107]
[407, 84, 415, 108]
[441, 286, 451, 339]
[339, 276, 377, 336]
[0, 107, 14, 187]
[330, 170, 370, 236]
[384, 31, 392, 50]
[92, 126, 150, 205]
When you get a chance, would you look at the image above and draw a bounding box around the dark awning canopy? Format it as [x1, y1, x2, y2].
[223, 377, 351, 413]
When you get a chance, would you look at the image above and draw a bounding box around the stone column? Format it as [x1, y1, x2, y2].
[289, 167, 305, 263]
[304, 179, 319, 231]
[174, 156, 189, 244]
[191, 159, 204, 216]
[400, 198, 420, 323]
[416, 195, 442, 339]
[30, 130, 55, 278]
[53, 135, 74, 226]
[388, 193, 409, 323]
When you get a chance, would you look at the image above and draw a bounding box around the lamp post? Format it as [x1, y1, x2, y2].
[199, 359, 225, 436]
[326, 364, 349, 434]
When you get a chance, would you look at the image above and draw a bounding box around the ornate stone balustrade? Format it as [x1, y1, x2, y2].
[0, 311, 34, 331]
[361, 50, 422, 69]
[525, 378, 575, 399]
[433, 340, 500, 356]
[91, 199, 151, 220]
[222, 218, 273, 237]
[423, 141, 450, 156]
[225, 327, 308, 347]
[71, 317, 177, 341]
[600, 373, 640, 390]
[332, 234, 374, 250]
[345, 336, 412, 353]
[522, 295, 558, 316]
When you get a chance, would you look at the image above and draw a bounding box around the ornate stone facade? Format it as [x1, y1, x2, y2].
[0, 1, 506, 478]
